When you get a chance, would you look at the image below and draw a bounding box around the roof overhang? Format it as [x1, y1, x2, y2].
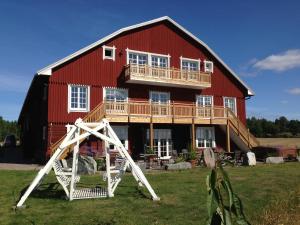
[37, 16, 254, 96]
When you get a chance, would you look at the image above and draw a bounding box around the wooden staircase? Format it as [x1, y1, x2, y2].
[226, 110, 259, 149]
[49, 102, 105, 157]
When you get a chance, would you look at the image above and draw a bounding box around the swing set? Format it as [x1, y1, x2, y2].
[16, 118, 160, 208]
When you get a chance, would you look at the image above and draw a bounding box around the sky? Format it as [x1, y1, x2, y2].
[0, 0, 299, 121]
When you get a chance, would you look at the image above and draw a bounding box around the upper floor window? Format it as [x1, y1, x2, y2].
[224, 97, 236, 114]
[204, 60, 214, 73]
[127, 49, 170, 67]
[102, 45, 116, 61]
[104, 88, 128, 102]
[150, 91, 170, 104]
[151, 55, 168, 68]
[68, 85, 90, 112]
[128, 52, 148, 65]
[196, 95, 213, 107]
[181, 57, 200, 71]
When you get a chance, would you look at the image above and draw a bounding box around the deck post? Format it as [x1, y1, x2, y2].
[226, 120, 231, 153]
[191, 122, 195, 149]
[150, 122, 154, 150]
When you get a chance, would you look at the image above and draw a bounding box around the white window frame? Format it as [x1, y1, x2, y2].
[195, 127, 216, 148]
[149, 91, 170, 104]
[103, 87, 128, 102]
[147, 129, 172, 159]
[126, 48, 170, 67]
[223, 97, 237, 115]
[102, 45, 116, 61]
[180, 56, 200, 71]
[68, 84, 90, 113]
[204, 60, 214, 73]
[196, 95, 214, 107]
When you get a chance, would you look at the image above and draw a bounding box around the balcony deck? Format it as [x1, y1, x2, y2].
[124, 64, 211, 89]
[104, 101, 227, 124]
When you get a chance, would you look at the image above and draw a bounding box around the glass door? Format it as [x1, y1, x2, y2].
[147, 129, 172, 159]
[196, 95, 213, 118]
[150, 91, 170, 116]
[151, 56, 168, 78]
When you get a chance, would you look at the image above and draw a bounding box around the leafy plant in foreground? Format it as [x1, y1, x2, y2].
[206, 161, 250, 225]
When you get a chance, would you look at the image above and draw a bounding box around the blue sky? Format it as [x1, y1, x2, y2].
[0, 0, 299, 121]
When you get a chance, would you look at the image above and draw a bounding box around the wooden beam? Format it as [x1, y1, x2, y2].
[150, 122, 154, 149]
[226, 121, 231, 153]
[191, 123, 195, 149]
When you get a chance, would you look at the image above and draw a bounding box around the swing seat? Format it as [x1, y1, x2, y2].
[53, 160, 80, 197]
[72, 187, 107, 199]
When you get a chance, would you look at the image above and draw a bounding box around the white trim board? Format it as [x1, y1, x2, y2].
[36, 16, 254, 96]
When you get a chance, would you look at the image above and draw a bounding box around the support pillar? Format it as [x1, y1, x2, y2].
[191, 123, 195, 149]
[150, 122, 154, 150]
[226, 122, 231, 153]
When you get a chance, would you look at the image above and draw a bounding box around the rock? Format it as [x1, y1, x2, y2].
[165, 162, 192, 170]
[203, 148, 215, 169]
[266, 157, 284, 164]
[66, 155, 97, 175]
[297, 157, 300, 162]
[247, 152, 256, 166]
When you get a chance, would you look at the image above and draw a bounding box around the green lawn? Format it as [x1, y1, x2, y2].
[0, 163, 300, 225]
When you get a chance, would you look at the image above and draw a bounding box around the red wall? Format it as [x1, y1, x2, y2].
[47, 21, 248, 145]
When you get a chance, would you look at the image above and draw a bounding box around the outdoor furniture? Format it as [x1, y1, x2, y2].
[16, 119, 160, 208]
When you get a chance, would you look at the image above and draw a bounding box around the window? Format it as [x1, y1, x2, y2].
[128, 52, 148, 65]
[104, 88, 128, 102]
[151, 56, 168, 68]
[68, 85, 90, 112]
[196, 95, 213, 107]
[150, 91, 170, 104]
[126, 49, 170, 67]
[181, 57, 200, 71]
[110, 126, 128, 150]
[147, 129, 172, 159]
[224, 97, 236, 114]
[102, 45, 116, 61]
[196, 127, 216, 148]
[204, 60, 214, 73]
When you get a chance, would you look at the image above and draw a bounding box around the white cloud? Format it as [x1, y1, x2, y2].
[253, 49, 300, 72]
[287, 88, 300, 95]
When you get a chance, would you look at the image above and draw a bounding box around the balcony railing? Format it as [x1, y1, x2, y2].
[124, 64, 211, 89]
[104, 100, 226, 120]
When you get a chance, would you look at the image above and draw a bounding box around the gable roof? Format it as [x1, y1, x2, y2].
[37, 16, 254, 96]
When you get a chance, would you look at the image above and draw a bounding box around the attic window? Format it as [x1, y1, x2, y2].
[102, 45, 116, 61]
[204, 61, 214, 73]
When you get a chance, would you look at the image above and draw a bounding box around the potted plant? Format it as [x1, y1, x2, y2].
[187, 146, 197, 168]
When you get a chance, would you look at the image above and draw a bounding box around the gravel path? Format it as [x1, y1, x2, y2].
[0, 163, 43, 170]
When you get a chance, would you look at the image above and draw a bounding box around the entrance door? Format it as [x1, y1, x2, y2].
[147, 129, 172, 159]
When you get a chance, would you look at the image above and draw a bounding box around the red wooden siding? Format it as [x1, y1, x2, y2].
[47, 20, 248, 145]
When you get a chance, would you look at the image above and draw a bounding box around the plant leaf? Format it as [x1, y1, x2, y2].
[232, 193, 251, 225]
[224, 208, 233, 225]
[221, 180, 234, 209]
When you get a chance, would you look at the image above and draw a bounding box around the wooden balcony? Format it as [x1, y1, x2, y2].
[104, 101, 227, 124]
[124, 64, 211, 89]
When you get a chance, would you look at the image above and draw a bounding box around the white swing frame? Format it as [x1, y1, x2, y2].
[16, 118, 160, 208]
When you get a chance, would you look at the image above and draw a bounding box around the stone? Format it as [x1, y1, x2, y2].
[165, 162, 192, 170]
[203, 148, 215, 169]
[266, 157, 284, 164]
[247, 152, 256, 166]
[66, 155, 97, 175]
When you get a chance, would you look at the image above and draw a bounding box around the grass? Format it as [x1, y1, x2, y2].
[0, 163, 299, 225]
[258, 138, 300, 147]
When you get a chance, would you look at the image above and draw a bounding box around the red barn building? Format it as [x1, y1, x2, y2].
[19, 16, 258, 163]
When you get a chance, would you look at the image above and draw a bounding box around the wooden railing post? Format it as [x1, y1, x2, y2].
[226, 119, 231, 153]
[247, 128, 250, 148]
[172, 101, 175, 123]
